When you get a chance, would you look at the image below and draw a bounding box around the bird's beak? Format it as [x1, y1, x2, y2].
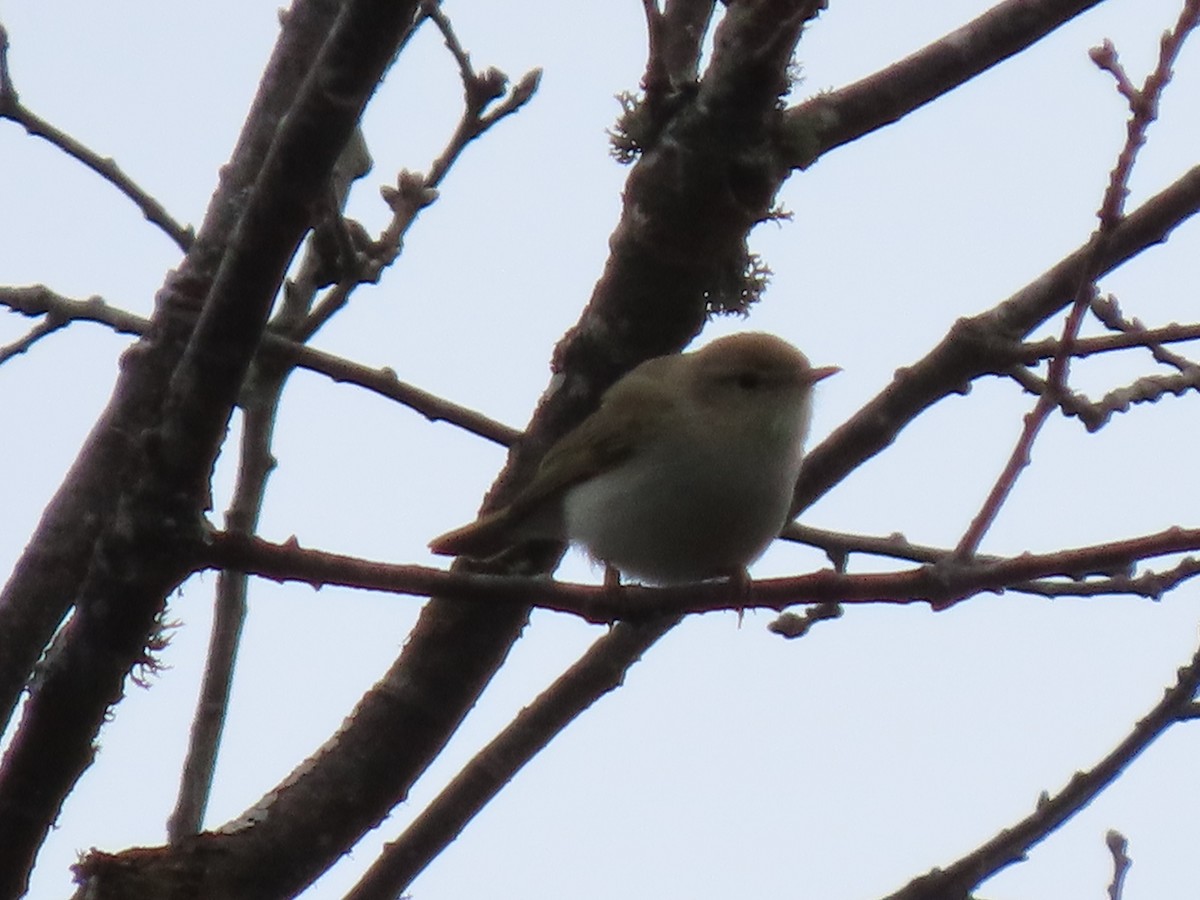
[806, 365, 841, 384]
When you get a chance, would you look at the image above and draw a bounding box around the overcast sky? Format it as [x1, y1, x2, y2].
[3, 2, 1200, 898]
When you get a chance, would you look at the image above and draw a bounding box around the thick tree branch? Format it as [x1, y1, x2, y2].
[0, 1, 422, 896]
[792, 164, 1200, 515]
[783, 0, 1107, 167]
[0, 0, 341, 766]
[344, 615, 681, 900]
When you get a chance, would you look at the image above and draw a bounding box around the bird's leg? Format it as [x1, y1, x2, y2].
[604, 564, 621, 590]
[602, 563, 625, 605]
[728, 568, 752, 626]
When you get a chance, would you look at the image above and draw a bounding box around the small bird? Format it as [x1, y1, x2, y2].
[429, 332, 837, 585]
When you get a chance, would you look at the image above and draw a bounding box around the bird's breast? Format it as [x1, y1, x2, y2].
[560, 428, 802, 584]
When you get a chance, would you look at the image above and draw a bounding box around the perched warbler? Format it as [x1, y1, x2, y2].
[430, 332, 837, 585]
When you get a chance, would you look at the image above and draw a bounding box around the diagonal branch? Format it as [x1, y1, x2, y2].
[883, 632, 1200, 899]
[954, 0, 1199, 558]
[0, 24, 193, 251]
[0, 2, 424, 896]
[344, 615, 681, 900]
[0, 314, 66, 365]
[0, 285, 520, 446]
[783, 0, 1107, 168]
[0, 0, 341, 756]
[792, 164, 1200, 516]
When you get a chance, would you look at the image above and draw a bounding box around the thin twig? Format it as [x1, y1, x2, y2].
[954, 6, 1200, 559]
[885, 634, 1200, 899]
[166, 370, 286, 842]
[0, 314, 66, 364]
[1090, 293, 1200, 372]
[1010, 294, 1200, 430]
[1106, 830, 1132, 900]
[0, 24, 193, 251]
[780, 523, 1170, 600]
[0, 285, 520, 446]
[1008, 362, 1200, 432]
[1019, 320, 1200, 363]
[0, 286, 150, 335]
[293, 4, 541, 341]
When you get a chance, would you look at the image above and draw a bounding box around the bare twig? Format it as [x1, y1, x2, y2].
[282, 341, 521, 445]
[954, 5, 1200, 559]
[885, 635, 1200, 900]
[0, 314, 66, 365]
[1008, 294, 1200, 429]
[780, 523, 1166, 600]
[0, 285, 519, 446]
[0, 286, 151, 336]
[292, 3, 541, 342]
[1090, 294, 1200, 373]
[1090, 0, 1200, 230]
[166, 366, 287, 842]
[0, 24, 193, 251]
[1015, 364, 1200, 431]
[1106, 830, 1132, 900]
[1019, 320, 1200, 363]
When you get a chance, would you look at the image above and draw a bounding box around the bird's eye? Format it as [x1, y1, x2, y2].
[735, 370, 763, 390]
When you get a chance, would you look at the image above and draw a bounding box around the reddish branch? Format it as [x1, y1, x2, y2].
[954, 0, 1200, 558]
[202, 527, 1200, 622]
[783, 523, 1200, 600]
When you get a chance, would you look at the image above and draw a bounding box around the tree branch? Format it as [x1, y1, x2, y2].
[0, 24, 194, 251]
[200, 527, 1200, 622]
[783, 0, 1107, 168]
[344, 615, 681, 900]
[792, 164, 1200, 515]
[1, 1, 424, 896]
[0, 0, 341, 768]
[954, 0, 1200, 557]
[883, 633, 1200, 899]
[0, 285, 520, 446]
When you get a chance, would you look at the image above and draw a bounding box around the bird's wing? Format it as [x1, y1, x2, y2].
[513, 386, 661, 510]
[429, 362, 674, 558]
